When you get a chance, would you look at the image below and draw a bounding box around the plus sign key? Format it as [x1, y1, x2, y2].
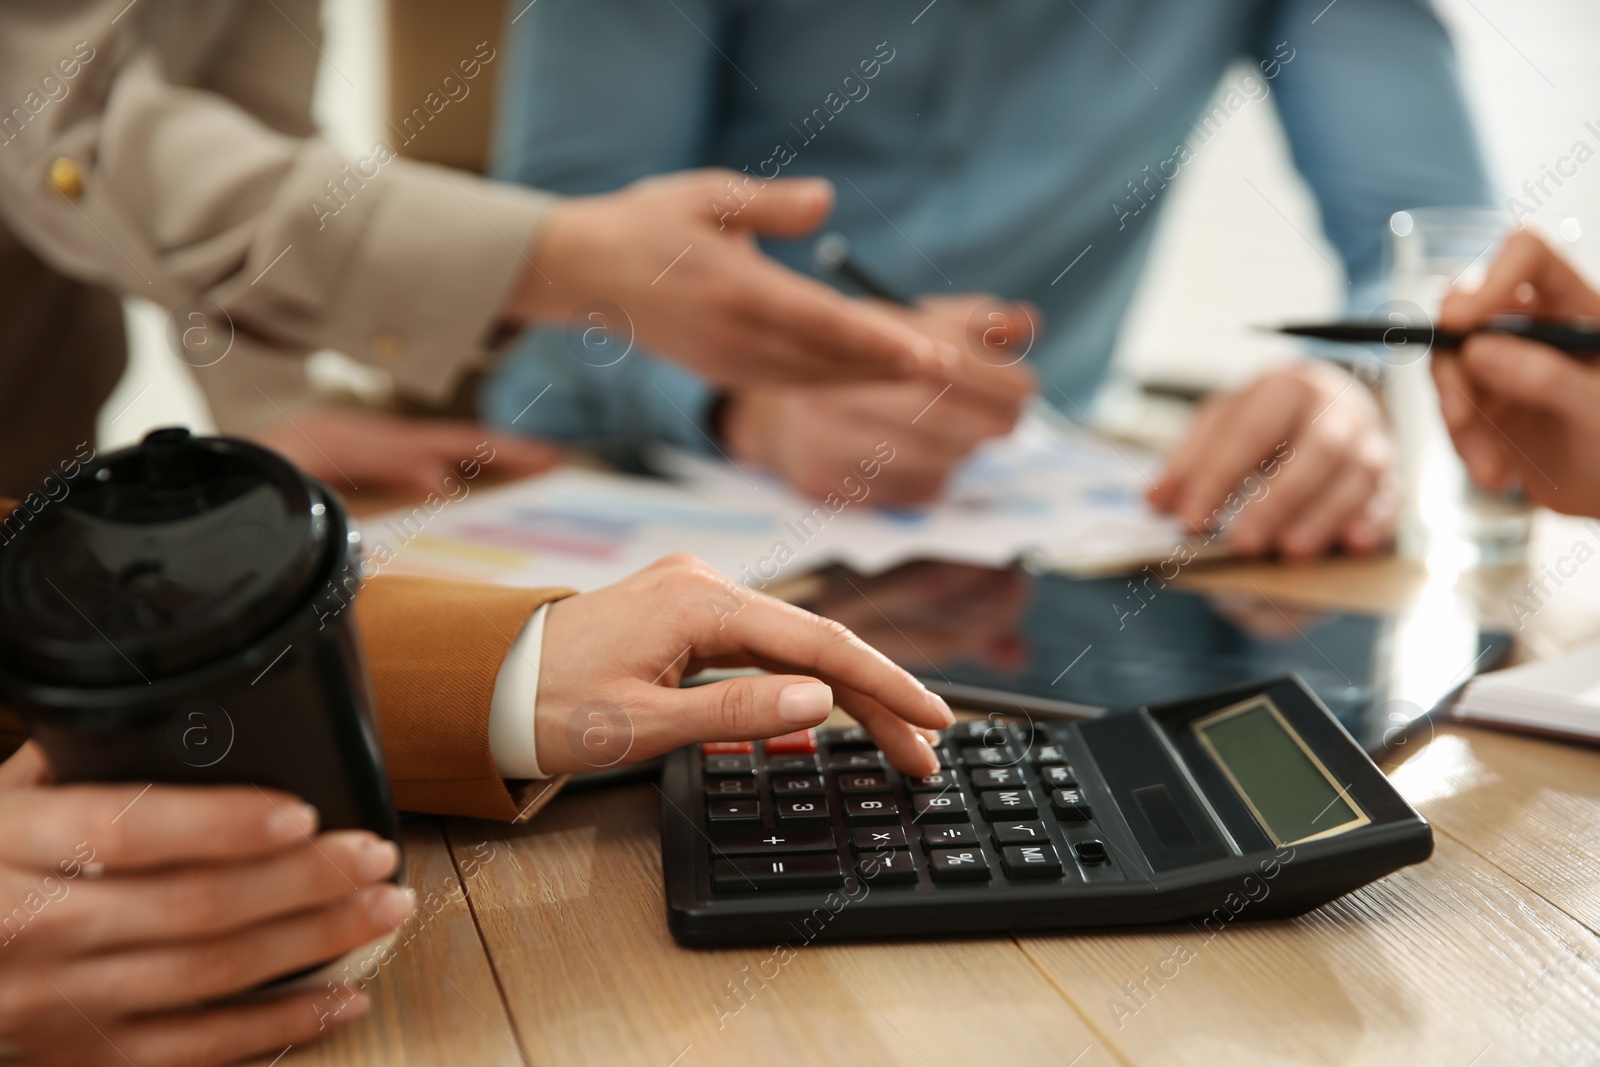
[708, 826, 837, 855]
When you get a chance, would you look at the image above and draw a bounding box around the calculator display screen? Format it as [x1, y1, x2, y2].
[1192, 697, 1369, 845]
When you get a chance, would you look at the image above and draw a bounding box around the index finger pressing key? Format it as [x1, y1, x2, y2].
[0, 784, 318, 873]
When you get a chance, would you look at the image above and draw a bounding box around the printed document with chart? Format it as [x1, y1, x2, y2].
[360, 414, 1203, 591]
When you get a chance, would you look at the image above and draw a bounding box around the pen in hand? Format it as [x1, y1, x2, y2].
[1273, 315, 1600, 359]
[814, 232, 917, 307]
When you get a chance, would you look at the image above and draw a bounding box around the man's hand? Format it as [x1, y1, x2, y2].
[534, 554, 956, 778]
[1148, 362, 1397, 558]
[1434, 229, 1600, 516]
[509, 170, 952, 386]
[255, 408, 562, 494]
[722, 294, 1037, 504]
[0, 745, 410, 1067]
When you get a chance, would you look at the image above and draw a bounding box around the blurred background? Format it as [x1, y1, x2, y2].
[99, 0, 1600, 456]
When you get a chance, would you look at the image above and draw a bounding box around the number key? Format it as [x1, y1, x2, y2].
[827, 751, 882, 772]
[844, 796, 899, 826]
[777, 797, 830, 822]
[771, 775, 825, 796]
[837, 771, 890, 794]
[703, 754, 755, 776]
[820, 725, 876, 750]
[705, 777, 755, 797]
[766, 754, 819, 774]
[912, 792, 969, 822]
[907, 770, 956, 792]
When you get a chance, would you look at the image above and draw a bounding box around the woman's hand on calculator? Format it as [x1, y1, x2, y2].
[535, 554, 953, 776]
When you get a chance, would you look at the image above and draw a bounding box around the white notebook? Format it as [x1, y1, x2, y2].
[1453, 642, 1600, 740]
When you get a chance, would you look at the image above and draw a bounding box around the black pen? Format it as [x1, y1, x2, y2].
[1274, 316, 1600, 358]
[811, 234, 1093, 415]
[814, 232, 916, 307]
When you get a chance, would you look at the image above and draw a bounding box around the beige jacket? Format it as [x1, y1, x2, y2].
[0, 0, 551, 485]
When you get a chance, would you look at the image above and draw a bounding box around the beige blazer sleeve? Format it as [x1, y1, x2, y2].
[0, 0, 553, 405]
[356, 575, 577, 822]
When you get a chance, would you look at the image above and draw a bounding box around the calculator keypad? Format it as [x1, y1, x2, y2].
[697, 723, 1123, 894]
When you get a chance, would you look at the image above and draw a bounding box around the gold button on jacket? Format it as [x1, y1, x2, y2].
[47, 157, 83, 199]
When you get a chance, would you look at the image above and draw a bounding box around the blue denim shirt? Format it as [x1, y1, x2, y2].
[481, 0, 1490, 452]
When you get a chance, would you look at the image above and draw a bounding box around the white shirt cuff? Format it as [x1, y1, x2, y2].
[488, 602, 550, 779]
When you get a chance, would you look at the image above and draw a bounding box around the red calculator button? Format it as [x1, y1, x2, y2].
[763, 729, 818, 755]
[701, 741, 754, 755]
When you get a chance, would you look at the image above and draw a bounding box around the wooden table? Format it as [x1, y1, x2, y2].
[260, 513, 1600, 1067]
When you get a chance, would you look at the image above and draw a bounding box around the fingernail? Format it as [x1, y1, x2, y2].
[777, 682, 834, 723]
[936, 341, 960, 368]
[355, 837, 401, 882]
[366, 885, 416, 926]
[925, 690, 955, 726]
[267, 802, 318, 842]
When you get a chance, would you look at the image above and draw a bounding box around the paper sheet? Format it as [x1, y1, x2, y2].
[359, 414, 1203, 591]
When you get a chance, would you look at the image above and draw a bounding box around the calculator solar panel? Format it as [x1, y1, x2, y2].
[661, 677, 1432, 946]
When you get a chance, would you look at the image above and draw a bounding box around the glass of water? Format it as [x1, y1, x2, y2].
[1383, 206, 1534, 567]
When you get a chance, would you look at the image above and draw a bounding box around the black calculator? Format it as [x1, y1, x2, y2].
[660, 676, 1432, 946]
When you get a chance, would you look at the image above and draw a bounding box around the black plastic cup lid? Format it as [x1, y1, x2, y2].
[0, 428, 332, 687]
